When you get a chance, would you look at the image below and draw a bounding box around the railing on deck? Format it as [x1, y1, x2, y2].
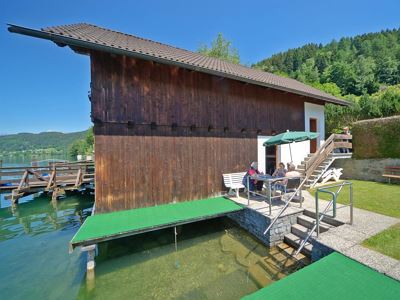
[0, 161, 95, 197]
[263, 177, 307, 235]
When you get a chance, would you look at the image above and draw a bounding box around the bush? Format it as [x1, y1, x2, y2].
[352, 116, 400, 158]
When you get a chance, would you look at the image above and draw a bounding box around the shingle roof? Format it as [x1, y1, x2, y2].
[8, 23, 347, 105]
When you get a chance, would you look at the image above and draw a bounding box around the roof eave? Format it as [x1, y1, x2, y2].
[7, 24, 349, 106]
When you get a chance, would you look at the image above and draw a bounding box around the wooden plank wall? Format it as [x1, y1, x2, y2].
[90, 52, 314, 213]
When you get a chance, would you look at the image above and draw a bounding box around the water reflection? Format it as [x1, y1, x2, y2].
[0, 191, 94, 300]
[0, 192, 93, 242]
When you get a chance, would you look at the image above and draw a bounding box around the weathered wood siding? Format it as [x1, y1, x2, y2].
[90, 52, 314, 213]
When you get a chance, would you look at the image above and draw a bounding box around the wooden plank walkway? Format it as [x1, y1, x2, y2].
[0, 160, 95, 203]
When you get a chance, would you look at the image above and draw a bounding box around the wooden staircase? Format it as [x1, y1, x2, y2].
[298, 153, 352, 188]
[298, 134, 352, 189]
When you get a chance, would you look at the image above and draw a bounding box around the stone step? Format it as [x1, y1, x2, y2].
[257, 259, 287, 280]
[291, 223, 316, 239]
[262, 253, 297, 270]
[303, 209, 345, 227]
[276, 243, 310, 265]
[248, 264, 274, 288]
[297, 214, 333, 232]
[283, 233, 312, 257]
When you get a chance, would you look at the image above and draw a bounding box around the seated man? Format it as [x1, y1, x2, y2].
[243, 161, 264, 193]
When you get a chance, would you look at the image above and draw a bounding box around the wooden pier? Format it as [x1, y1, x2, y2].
[0, 160, 95, 204]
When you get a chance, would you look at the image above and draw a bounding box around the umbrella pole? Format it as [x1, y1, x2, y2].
[289, 143, 293, 163]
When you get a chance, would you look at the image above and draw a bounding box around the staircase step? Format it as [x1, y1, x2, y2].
[283, 233, 312, 257]
[303, 209, 345, 227]
[297, 215, 333, 232]
[248, 264, 274, 288]
[257, 259, 287, 280]
[276, 243, 310, 265]
[291, 223, 316, 239]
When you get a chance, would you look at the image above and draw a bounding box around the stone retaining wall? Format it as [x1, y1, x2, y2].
[228, 208, 303, 247]
[311, 239, 335, 261]
[332, 158, 400, 183]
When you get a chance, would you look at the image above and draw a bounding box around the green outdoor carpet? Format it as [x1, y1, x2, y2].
[243, 252, 400, 300]
[71, 197, 243, 248]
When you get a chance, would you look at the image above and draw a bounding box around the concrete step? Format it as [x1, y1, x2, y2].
[248, 264, 273, 288]
[297, 214, 333, 233]
[262, 253, 297, 270]
[276, 243, 310, 265]
[291, 223, 316, 239]
[257, 259, 287, 280]
[283, 233, 312, 257]
[303, 209, 345, 227]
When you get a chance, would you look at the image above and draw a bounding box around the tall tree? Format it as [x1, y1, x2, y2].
[198, 33, 240, 64]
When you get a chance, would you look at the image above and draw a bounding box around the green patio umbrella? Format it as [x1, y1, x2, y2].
[263, 130, 319, 162]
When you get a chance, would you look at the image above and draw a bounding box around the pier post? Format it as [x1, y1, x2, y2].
[82, 244, 97, 272]
[82, 244, 97, 290]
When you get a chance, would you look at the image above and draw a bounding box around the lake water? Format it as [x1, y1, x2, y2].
[0, 157, 296, 299]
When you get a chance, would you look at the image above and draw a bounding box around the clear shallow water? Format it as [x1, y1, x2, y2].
[0, 158, 294, 299]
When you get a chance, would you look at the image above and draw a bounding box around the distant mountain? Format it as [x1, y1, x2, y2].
[0, 131, 87, 155]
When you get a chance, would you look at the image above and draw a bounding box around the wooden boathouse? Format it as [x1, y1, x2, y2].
[8, 24, 349, 255]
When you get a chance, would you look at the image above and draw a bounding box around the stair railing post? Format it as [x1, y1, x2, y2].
[332, 194, 337, 218]
[350, 183, 353, 225]
[247, 175, 250, 206]
[268, 180, 272, 215]
[316, 190, 320, 238]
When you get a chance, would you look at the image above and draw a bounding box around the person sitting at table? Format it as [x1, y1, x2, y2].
[272, 162, 287, 193]
[285, 163, 301, 178]
[243, 161, 264, 193]
[272, 162, 287, 178]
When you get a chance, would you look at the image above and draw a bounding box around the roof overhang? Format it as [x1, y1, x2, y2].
[8, 24, 349, 106]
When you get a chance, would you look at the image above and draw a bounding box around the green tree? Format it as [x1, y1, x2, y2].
[295, 58, 319, 83]
[359, 94, 382, 119]
[312, 82, 342, 97]
[67, 127, 94, 158]
[322, 62, 357, 95]
[198, 33, 240, 64]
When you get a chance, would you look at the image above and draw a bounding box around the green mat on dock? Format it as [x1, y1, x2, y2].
[70, 197, 243, 248]
[243, 252, 400, 300]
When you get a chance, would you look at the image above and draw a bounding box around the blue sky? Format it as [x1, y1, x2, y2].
[1, 0, 399, 134]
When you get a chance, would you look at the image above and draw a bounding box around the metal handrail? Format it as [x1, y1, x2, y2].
[294, 181, 353, 256]
[246, 175, 303, 216]
[263, 176, 307, 235]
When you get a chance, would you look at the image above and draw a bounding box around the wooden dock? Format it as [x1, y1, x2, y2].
[0, 160, 95, 204]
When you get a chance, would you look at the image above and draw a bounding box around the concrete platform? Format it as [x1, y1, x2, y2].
[229, 194, 303, 218]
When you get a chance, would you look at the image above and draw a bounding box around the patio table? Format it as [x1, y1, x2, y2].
[246, 174, 303, 215]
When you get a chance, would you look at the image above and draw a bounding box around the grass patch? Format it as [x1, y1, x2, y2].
[362, 223, 400, 260]
[308, 180, 400, 218]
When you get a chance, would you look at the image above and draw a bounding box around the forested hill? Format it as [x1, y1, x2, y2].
[253, 28, 400, 96]
[0, 131, 86, 154]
